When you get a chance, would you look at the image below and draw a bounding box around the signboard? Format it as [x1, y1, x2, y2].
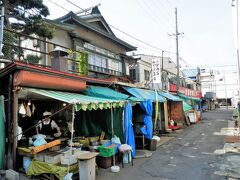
[169, 83, 202, 98]
[152, 58, 161, 84]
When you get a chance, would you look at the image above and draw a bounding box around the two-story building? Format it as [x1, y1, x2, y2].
[9, 6, 136, 80]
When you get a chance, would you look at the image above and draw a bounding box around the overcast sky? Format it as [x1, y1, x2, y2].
[43, 0, 236, 68]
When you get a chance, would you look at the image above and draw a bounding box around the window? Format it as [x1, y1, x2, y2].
[130, 69, 136, 80]
[144, 70, 150, 81]
[84, 43, 122, 74]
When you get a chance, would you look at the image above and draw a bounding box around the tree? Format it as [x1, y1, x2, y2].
[4, 0, 54, 39]
[2, 0, 54, 60]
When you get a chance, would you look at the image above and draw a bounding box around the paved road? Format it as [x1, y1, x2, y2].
[97, 108, 232, 180]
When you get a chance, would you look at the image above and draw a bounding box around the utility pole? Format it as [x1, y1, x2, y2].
[236, 0, 240, 100]
[161, 50, 164, 90]
[175, 8, 180, 92]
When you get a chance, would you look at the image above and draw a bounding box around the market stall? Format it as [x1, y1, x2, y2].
[122, 87, 166, 150]
[159, 92, 185, 129]
[178, 93, 202, 123]
[16, 87, 129, 178]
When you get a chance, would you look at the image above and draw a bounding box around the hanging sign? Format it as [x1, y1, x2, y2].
[152, 58, 161, 84]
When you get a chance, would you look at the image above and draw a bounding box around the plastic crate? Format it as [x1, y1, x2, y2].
[98, 143, 120, 157]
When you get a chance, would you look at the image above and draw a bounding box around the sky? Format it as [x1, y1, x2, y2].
[43, 0, 236, 68]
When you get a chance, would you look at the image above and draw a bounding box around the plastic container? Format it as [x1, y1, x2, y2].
[45, 153, 61, 164]
[33, 137, 47, 147]
[88, 136, 99, 142]
[23, 156, 31, 173]
[79, 139, 90, 147]
[61, 155, 77, 165]
[100, 140, 110, 145]
[98, 143, 120, 157]
[111, 166, 120, 173]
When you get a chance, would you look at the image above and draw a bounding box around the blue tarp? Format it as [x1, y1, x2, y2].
[140, 100, 153, 140]
[123, 87, 166, 102]
[124, 103, 136, 157]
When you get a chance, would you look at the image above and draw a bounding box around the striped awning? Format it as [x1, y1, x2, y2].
[24, 88, 125, 111]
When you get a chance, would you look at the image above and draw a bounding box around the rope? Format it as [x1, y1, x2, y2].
[15, 104, 73, 138]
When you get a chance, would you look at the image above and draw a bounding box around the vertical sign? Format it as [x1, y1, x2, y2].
[152, 58, 161, 84]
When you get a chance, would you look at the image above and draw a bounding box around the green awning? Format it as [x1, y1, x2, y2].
[84, 86, 138, 101]
[123, 87, 166, 102]
[183, 101, 193, 112]
[159, 92, 182, 101]
[25, 88, 125, 111]
[178, 93, 201, 102]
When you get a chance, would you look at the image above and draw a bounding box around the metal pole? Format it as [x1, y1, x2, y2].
[236, 0, 240, 132]
[224, 73, 228, 110]
[236, 0, 240, 99]
[0, 6, 4, 55]
[175, 8, 180, 92]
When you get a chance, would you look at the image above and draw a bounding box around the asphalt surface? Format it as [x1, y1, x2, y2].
[97, 108, 232, 180]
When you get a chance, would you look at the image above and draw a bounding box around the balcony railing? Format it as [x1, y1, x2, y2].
[88, 64, 123, 76]
[1, 29, 125, 77]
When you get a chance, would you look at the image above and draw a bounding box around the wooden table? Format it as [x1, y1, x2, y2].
[78, 152, 99, 180]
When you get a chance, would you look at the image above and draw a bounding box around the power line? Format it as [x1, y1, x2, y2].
[109, 24, 174, 54]
[152, 0, 175, 25]
[65, 0, 84, 11]
[52, 0, 182, 57]
[141, 0, 174, 32]
[46, 0, 194, 68]
[136, 0, 173, 33]
[48, 0, 69, 12]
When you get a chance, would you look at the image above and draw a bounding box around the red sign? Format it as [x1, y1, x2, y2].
[169, 83, 202, 98]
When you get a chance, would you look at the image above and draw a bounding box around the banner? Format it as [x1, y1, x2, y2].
[152, 58, 161, 84]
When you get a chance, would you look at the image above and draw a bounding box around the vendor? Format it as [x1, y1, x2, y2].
[36, 111, 62, 138]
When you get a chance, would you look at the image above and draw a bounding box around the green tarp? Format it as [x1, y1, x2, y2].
[0, 96, 5, 169]
[178, 93, 201, 102]
[159, 92, 182, 101]
[75, 107, 124, 143]
[183, 101, 193, 112]
[84, 86, 137, 101]
[27, 160, 78, 180]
